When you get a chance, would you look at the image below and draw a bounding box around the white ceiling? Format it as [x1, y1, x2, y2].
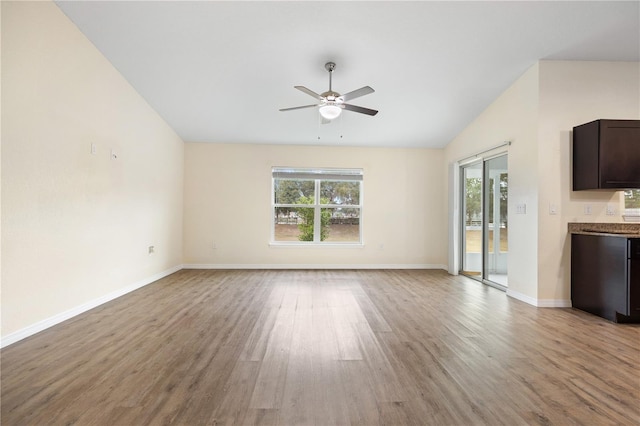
[54, 1, 639, 148]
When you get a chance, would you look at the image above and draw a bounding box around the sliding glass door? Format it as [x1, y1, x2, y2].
[460, 154, 508, 288]
[484, 155, 508, 287]
[461, 161, 483, 278]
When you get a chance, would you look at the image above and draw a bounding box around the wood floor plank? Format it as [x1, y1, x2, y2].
[239, 307, 280, 362]
[310, 305, 351, 425]
[240, 408, 279, 426]
[248, 302, 295, 409]
[378, 401, 417, 426]
[2, 269, 639, 425]
[351, 285, 392, 333]
[211, 361, 262, 425]
[339, 360, 382, 425]
[329, 300, 363, 361]
[277, 306, 315, 425]
[353, 321, 407, 403]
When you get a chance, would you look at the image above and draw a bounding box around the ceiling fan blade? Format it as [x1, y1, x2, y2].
[340, 86, 374, 102]
[280, 104, 320, 112]
[343, 103, 378, 116]
[294, 86, 323, 100]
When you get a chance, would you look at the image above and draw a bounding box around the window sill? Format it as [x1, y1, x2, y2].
[269, 242, 364, 248]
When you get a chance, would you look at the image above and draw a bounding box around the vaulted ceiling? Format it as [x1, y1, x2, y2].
[55, 1, 639, 148]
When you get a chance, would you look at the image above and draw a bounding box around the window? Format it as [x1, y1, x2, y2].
[272, 167, 363, 244]
[624, 189, 640, 219]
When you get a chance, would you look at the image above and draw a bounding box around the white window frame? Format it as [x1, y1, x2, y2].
[271, 167, 363, 246]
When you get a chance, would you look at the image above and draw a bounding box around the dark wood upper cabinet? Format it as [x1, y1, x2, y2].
[573, 119, 640, 190]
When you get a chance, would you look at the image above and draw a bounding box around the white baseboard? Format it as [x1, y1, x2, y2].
[506, 289, 538, 306]
[1, 265, 183, 349]
[506, 289, 571, 308]
[183, 263, 447, 270]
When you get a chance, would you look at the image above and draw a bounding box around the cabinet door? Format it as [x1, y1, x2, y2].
[571, 234, 628, 321]
[599, 121, 640, 188]
[573, 120, 600, 190]
[629, 240, 640, 318]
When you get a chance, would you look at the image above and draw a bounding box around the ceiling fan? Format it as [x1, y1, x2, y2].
[280, 62, 378, 121]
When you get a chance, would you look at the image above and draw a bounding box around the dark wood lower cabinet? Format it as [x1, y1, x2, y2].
[571, 234, 640, 322]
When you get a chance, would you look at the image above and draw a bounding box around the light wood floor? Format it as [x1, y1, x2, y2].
[2, 269, 639, 425]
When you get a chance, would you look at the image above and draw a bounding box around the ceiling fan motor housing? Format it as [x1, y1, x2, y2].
[321, 91, 342, 102]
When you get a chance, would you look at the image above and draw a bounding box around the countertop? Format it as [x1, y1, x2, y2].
[568, 222, 640, 238]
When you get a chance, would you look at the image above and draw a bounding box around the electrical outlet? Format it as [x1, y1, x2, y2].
[584, 204, 592, 215]
[90, 143, 97, 154]
[606, 204, 616, 216]
[516, 203, 527, 214]
[549, 203, 558, 215]
[148, 245, 155, 255]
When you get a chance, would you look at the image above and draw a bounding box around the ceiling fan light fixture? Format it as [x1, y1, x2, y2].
[319, 104, 342, 120]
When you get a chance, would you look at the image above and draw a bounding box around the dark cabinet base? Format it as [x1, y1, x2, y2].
[615, 312, 640, 323]
[571, 234, 640, 323]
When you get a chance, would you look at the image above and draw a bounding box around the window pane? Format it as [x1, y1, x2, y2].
[273, 207, 314, 242]
[274, 179, 314, 205]
[624, 190, 640, 216]
[487, 173, 508, 253]
[271, 168, 362, 245]
[320, 180, 360, 205]
[322, 208, 360, 242]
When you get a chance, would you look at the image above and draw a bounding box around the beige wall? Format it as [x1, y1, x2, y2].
[183, 143, 447, 268]
[1, 2, 184, 340]
[445, 64, 540, 302]
[537, 61, 640, 301]
[445, 60, 639, 305]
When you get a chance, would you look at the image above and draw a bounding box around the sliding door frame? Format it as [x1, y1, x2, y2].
[452, 144, 509, 291]
[482, 153, 508, 290]
[460, 160, 484, 281]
